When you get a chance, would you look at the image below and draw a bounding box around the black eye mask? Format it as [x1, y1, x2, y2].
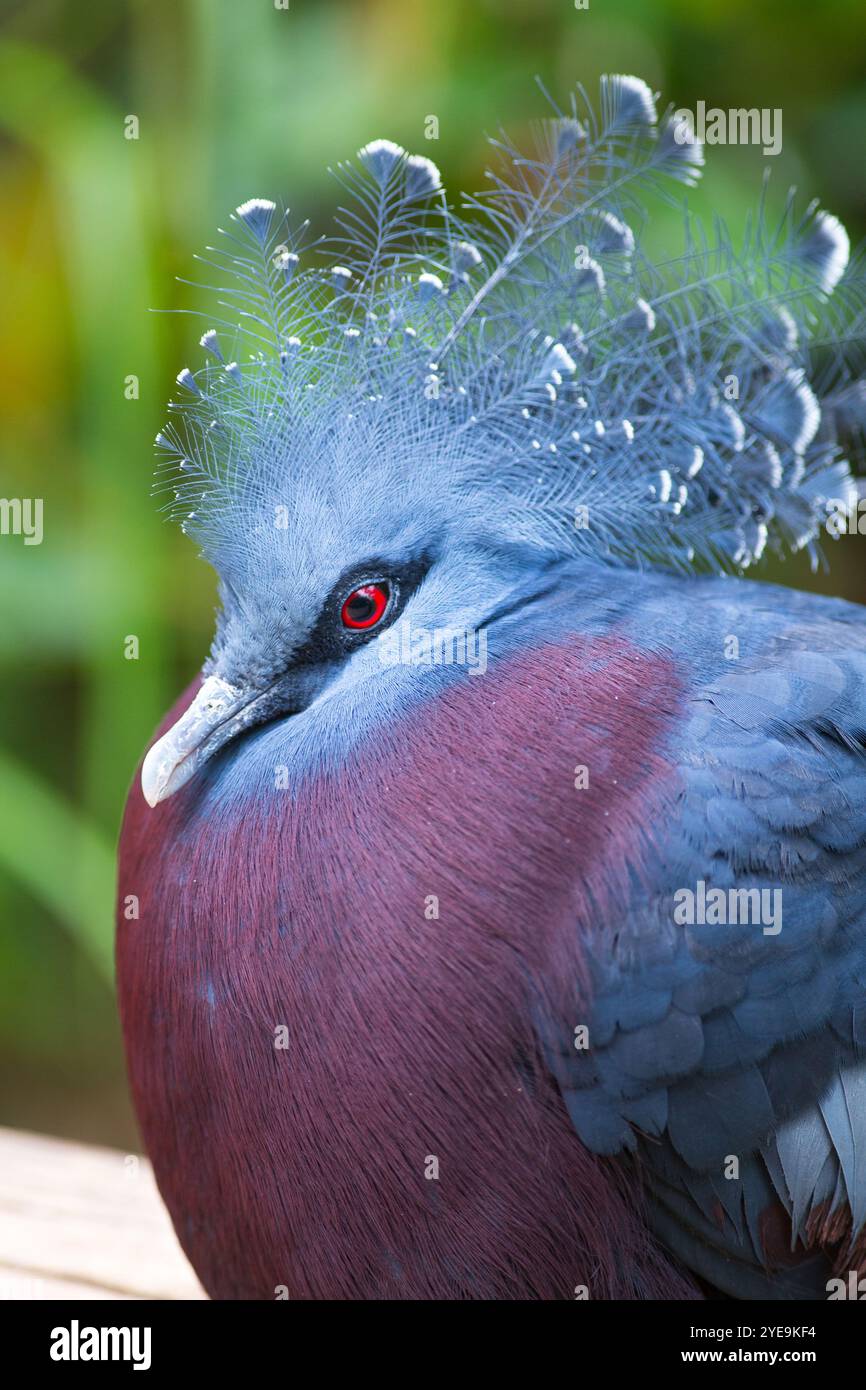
[291, 552, 433, 668]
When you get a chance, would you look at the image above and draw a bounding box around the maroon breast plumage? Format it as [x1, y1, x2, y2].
[117, 635, 695, 1299]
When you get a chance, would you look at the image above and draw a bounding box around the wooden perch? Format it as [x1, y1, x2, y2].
[0, 1127, 205, 1300]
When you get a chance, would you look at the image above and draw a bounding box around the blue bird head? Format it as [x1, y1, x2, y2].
[142, 74, 863, 806]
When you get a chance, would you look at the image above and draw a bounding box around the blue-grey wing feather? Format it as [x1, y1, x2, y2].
[543, 578, 866, 1298]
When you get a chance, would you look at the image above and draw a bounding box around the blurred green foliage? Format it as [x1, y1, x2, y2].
[0, 0, 864, 1147]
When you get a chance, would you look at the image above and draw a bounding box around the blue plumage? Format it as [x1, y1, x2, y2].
[121, 74, 866, 1301]
[157, 73, 860, 585]
[538, 569, 866, 1296]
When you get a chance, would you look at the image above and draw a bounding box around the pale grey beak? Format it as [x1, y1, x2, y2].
[141, 675, 255, 807]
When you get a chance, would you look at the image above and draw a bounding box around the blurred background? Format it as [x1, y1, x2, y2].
[0, 0, 864, 1151]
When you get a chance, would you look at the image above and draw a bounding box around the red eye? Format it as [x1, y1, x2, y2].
[341, 581, 390, 630]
